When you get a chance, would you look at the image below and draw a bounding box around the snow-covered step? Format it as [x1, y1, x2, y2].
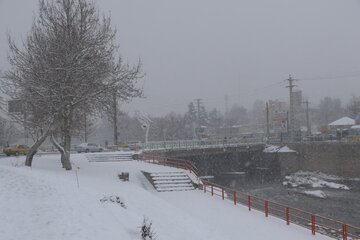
[155, 183, 192, 188]
[157, 186, 195, 192]
[154, 179, 191, 184]
[152, 176, 189, 181]
[150, 172, 187, 177]
[87, 153, 133, 162]
[144, 171, 195, 192]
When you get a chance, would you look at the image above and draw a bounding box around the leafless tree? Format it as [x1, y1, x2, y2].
[347, 96, 360, 118]
[0, 119, 20, 146]
[150, 113, 187, 141]
[1, 0, 142, 170]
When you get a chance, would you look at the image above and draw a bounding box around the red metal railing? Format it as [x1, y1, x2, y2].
[138, 154, 360, 240]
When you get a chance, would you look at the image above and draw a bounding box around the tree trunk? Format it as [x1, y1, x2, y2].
[113, 90, 118, 145]
[25, 130, 50, 167]
[84, 114, 87, 143]
[63, 128, 72, 170]
[50, 134, 66, 168]
[62, 108, 73, 170]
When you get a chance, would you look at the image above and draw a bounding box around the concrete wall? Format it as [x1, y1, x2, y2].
[287, 142, 360, 178]
[149, 145, 280, 181]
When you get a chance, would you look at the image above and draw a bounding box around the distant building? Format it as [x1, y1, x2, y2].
[328, 117, 355, 130]
[292, 90, 302, 109]
[355, 114, 360, 125]
[268, 100, 287, 133]
[216, 124, 264, 138]
[292, 90, 303, 131]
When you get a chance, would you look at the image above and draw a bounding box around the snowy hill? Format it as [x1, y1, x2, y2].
[0, 153, 329, 240]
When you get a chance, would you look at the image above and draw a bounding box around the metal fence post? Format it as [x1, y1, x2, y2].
[248, 195, 251, 211]
[311, 215, 316, 235]
[286, 207, 290, 225]
[265, 200, 268, 217]
[234, 191, 237, 205]
[211, 185, 214, 196]
[204, 183, 206, 193]
[222, 187, 224, 200]
[342, 224, 347, 240]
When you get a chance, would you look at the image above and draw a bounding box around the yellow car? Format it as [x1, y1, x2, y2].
[3, 145, 29, 156]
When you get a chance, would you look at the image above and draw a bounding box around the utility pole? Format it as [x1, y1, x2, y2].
[303, 100, 311, 136]
[224, 94, 229, 116]
[195, 98, 202, 126]
[195, 98, 202, 121]
[266, 102, 270, 140]
[285, 74, 297, 141]
[194, 98, 203, 139]
[224, 94, 229, 139]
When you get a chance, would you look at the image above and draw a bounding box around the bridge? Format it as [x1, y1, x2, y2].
[139, 137, 265, 151]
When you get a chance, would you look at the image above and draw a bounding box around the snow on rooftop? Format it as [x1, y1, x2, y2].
[0, 153, 328, 240]
[328, 117, 355, 126]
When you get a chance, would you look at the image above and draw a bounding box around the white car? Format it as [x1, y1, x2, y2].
[76, 143, 104, 153]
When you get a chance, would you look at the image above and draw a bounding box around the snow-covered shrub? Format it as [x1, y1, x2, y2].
[100, 195, 126, 208]
[140, 217, 156, 240]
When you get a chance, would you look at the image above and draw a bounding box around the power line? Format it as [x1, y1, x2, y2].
[299, 71, 360, 82]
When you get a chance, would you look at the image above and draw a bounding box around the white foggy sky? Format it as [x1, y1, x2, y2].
[1, 0, 360, 116]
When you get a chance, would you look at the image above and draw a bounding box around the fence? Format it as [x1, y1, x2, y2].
[137, 154, 200, 180]
[138, 154, 360, 240]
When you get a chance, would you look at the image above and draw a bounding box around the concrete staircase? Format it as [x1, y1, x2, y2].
[86, 153, 133, 162]
[146, 172, 195, 192]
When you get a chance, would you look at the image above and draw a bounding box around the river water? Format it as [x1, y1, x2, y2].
[214, 175, 360, 228]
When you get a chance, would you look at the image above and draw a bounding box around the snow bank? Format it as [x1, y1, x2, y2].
[283, 171, 350, 190]
[0, 154, 329, 240]
[303, 190, 327, 199]
[263, 145, 296, 153]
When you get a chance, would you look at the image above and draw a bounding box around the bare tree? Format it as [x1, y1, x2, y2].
[150, 113, 187, 141]
[0, 119, 20, 146]
[1, 0, 142, 170]
[102, 90, 125, 146]
[316, 97, 344, 125]
[347, 96, 360, 118]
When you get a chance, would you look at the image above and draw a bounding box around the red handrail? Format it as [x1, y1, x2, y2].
[138, 154, 360, 240]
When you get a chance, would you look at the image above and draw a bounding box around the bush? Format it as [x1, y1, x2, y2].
[140, 217, 156, 240]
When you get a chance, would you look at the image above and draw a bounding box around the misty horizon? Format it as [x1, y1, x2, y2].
[1, 0, 360, 116]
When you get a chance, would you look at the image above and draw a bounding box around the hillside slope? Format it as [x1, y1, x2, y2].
[0, 153, 329, 240]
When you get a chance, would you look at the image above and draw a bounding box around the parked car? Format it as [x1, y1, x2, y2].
[75, 143, 104, 153]
[3, 145, 30, 156]
[127, 141, 141, 151]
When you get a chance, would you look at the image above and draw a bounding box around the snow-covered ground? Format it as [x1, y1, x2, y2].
[283, 171, 350, 190]
[263, 145, 296, 153]
[0, 153, 330, 240]
[303, 190, 327, 199]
